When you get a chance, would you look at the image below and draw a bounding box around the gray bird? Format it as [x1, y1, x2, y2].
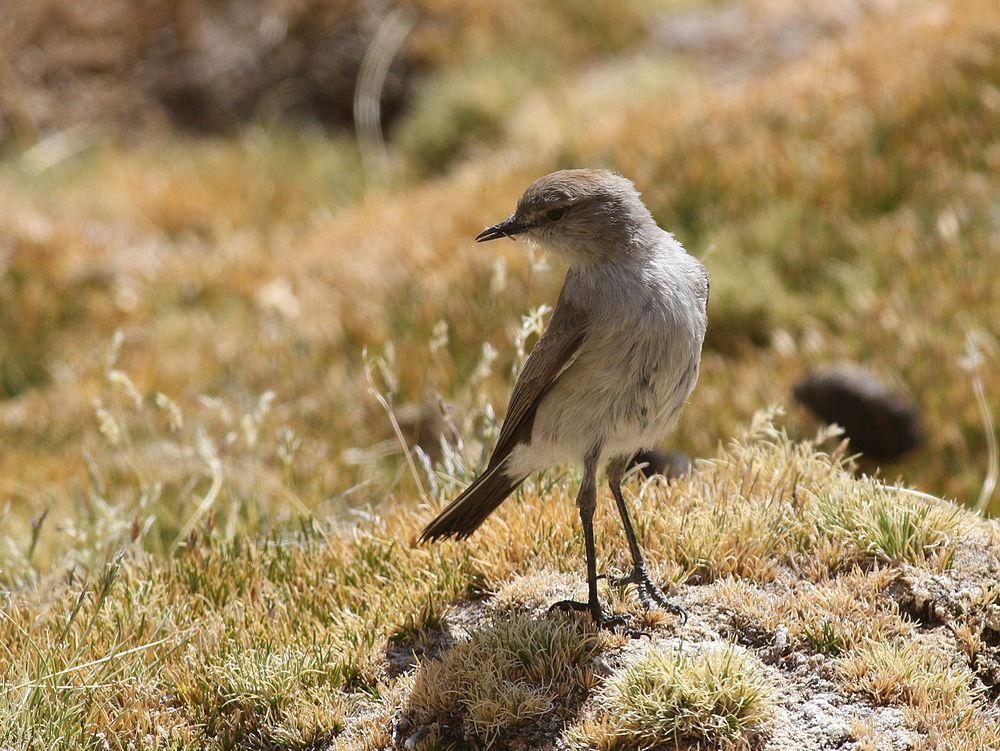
[419, 169, 708, 626]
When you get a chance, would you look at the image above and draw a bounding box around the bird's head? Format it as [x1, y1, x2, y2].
[476, 169, 657, 266]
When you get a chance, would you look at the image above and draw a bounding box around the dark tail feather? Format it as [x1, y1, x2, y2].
[419, 462, 525, 542]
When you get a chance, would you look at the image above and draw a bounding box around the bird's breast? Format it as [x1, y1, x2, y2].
[511, 255, 707, 474]
[522, 305, 701, 465]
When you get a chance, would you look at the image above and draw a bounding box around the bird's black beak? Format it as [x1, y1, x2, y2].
[476, 215, 528, 242]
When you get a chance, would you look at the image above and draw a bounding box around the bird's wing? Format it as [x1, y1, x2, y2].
[488, 288, 589, 467]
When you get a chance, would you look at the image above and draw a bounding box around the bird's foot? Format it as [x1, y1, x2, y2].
[548, 599, 635, 633]
[609, 566, 687, 624]
[548, 598, 591, 615]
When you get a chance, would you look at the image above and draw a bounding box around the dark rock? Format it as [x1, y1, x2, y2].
[630, 449, 693, 480]
[793, 362, 922, 461]
[395, 400, 459, 463]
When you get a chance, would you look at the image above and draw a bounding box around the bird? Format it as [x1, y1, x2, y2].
[419, 169, 709, 626]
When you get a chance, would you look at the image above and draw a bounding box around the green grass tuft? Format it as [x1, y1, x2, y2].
[578, 643, 775, 749]
[405, 615, 603, 744]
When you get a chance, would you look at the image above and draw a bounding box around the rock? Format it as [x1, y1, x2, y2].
[403, 727, 428, 750]
[772, 624, 789, 656]
[793, 362, 922, 461]
[395, 400, 459, 463]
[631, 449, 693, 480]
[591, 655, 614, 678]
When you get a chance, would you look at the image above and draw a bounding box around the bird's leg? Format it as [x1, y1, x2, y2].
[581, 482, 602, 623]
[606, 458, 686, 623]
[550, 451, 626, 628]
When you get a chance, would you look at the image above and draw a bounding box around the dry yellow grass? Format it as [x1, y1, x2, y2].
[1, 0, 999, 747]
[715, 568, 915, 655]
[402, 615, 604, 744]
[571, 642, 776, 749]
[2, 0, 997, 575]
[837, 639, 1000, 750]
[2, 416, 998, 748]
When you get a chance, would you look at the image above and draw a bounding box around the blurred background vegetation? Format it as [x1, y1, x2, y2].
[0, 0, 997, 582]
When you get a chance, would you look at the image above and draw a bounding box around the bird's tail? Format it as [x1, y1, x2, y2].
[419, 462, 526, 542]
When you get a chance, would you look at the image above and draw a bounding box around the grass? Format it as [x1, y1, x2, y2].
[1, 0, 997, 569]
[403, 615, 604, 744]
[1, 0, 999, 747]
[3, 417, 998, 748]
[572, 643, 775, 749]
[837, 640, 1000, 750]
[716, 568, 914, 656]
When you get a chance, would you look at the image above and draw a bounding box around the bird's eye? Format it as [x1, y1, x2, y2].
[547, 207, 565, 221]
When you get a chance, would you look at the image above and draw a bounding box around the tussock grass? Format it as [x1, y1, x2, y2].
[465, 414, 967, 591]
[572, 643, 775, 750]
[1, 416, 997, 748]
[404, 615, 603, 744]
[819, 487, 964, 567]
[173, 644, 350, 748]
[716, 568, 914, 656]
[837, 640, 1000, 750]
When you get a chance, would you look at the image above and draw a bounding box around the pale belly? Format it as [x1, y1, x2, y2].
[505, 318, 702, 478]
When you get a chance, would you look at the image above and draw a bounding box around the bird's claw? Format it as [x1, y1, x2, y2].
[547, 599, 643, 634]
[609, 566, 687, 624]
[598, 614, 643, 635]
